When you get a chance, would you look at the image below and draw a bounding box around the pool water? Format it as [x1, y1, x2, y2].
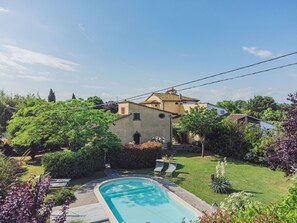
[99, 178, 198, 223]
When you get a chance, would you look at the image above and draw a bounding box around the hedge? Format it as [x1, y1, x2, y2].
[42, 145, 105, 178]
[108, 142, 162, 169]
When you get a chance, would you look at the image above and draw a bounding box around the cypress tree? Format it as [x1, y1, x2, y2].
[72, 93, 76, 100]
[48, 88, 56, 102]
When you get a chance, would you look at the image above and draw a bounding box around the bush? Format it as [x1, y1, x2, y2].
[207, 120, 269, 164]
[210, 158, 232, 194]
[220, 191, 255, 212]
[211, 176, 232, 194]
[108, 142, 162, 169]
[53, 188, 76, 206]
[0, 177, 67, 223]
[42, 145, 105, 178]
[0, 152, 18, 197]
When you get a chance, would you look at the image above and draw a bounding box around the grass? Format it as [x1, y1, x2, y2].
[14, 155, 106, 188]
[16, 153, 292, 206]
[120, 153, 292, 205]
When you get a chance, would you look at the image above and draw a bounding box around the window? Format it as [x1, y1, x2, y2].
[133, 113, 140, 120]
[159, 113, 165, 119]
[121, 107, 125, 115]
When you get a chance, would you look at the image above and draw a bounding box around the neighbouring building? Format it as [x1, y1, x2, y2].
[140, 88, 227, 116]
[227, 114, 275, 130]
[140, 88, 228, 144]
[109, 101, 175, 145]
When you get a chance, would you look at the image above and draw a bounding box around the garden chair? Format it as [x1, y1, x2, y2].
[165, 162, 177, 176]
[35, 173, 71, 188]
[154, 159, 164, 174]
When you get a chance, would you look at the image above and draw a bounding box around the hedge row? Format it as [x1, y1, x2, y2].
[42, 145, 105, 178]
[108, 142, 162, 169]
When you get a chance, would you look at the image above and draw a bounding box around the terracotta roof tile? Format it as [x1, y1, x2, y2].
[152, 93, 199, 102]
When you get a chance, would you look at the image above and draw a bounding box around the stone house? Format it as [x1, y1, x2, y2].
[109, 101, 175, 145]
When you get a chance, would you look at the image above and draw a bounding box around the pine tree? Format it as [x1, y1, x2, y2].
[72, 93, 76, 100]
[48, 88, 56, 102]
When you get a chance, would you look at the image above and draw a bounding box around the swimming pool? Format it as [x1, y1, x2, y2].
[97, 178, 200, 223]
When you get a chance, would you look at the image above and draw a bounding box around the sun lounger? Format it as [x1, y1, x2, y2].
[49, 178, 71, 188]
[35, 173, 71, 188]
[165, 162, 177, 176]
[154, 159, 164, 174]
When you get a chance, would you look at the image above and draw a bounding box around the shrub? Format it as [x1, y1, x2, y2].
[109, 142, 162, 169]
[53, 188, 76, 206]
[0, 152, 18, 197]
[220, 191, 255, 212]
[211, 158, 232, 194]
[0, 177, 67, 223]
[201, 178, 297, 222]
[42, 145, 105, 178]
[211, 176, 232, 194]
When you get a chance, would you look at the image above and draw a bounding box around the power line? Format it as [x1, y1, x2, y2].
[124, 51, 297, 101]
[177, 61, 297, 92]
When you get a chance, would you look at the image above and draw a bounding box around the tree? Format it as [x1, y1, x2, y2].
[216, 100, 240, 114]
[247, 96, 277, 118]
[101, 101, 118, 113]
[7, 99, 119, 156]
[266, 92, 297, 175]
[71, 93, 76, 100]
[179, 107, 222, 157]
[86, 96, 103, 108]
[48, 88, 56, 102]
[261, 107, 286, 125]
[0, 90, 36, 131]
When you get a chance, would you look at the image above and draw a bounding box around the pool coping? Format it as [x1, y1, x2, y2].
[93, 174, 212, 223]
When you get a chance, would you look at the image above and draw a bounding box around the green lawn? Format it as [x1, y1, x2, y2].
[16, 155, 105, 188]
[17, 153, 291, 206]
[121, 153, 291, 205]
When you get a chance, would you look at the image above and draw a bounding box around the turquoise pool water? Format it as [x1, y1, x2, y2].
[99, 178, 198, 223]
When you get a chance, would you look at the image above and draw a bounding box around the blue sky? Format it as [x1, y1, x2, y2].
[0, 1, 297, 103]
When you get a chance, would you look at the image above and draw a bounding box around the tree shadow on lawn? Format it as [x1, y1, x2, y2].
[26, 156, 42, 166]
[229, 188, 263, 195]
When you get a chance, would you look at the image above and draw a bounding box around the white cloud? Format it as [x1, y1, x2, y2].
[0, 7, 9, 13]
[3, 45, 79, 71]
[16, 75, 50, 81]
[78, 23, 91, 40]
[81, 85, 105, 89]
[242, 46, 273, 58]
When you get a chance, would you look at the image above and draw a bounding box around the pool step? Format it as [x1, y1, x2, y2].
[105, 186, 156, 198]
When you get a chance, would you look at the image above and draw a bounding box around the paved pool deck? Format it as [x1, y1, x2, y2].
[51, 168, 212, 222]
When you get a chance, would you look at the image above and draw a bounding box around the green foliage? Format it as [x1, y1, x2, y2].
[247, 96, 277, 118]
[52, 188, 76, 206]
[179, 107, 223, 157]
[0, 152, 18, 197]
[42, 145, 105, 178]
[48, 88, 56, 102]
[211, 158, 232, 194]
[202, 178, 297, 222]
[7, 99, 120, 157]
[207, 119, 269, 163]
[220, 191, 255, 212]
[0, 90, 36, 131]
[109, 142, 162, 169]
[217, 100, 241, 114]
[86, 96, 103, 108]
[275, 178, 297, 221]
[211, 176, 232, 194]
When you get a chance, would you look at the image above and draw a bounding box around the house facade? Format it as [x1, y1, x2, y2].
[109, 101, 174, 145]
[140, 89, 228, 116]
[140, 89, 228, 144]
